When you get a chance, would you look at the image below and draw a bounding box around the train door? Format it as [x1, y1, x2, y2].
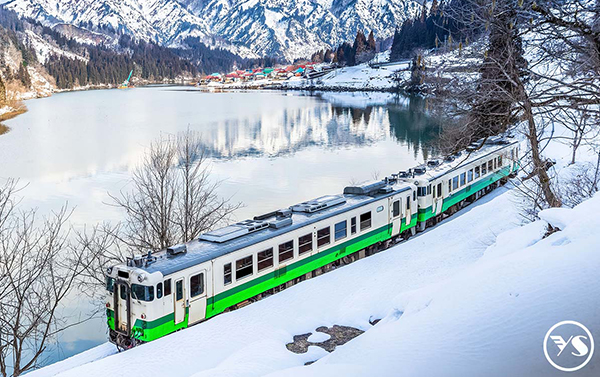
[114, 281, 131, 335]
[432, 181, 443, 216]
[174, 278, 186, 325]
[389, 197, 402, 236]
[405, 193, 412, 227]
[188, 270, 208, 324]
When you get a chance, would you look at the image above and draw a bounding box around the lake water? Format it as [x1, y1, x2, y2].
[0, 86, 440, 364]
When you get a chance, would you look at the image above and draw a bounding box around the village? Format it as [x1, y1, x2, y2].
[199, 62, 338, 86]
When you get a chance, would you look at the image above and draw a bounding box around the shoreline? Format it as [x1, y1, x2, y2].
[0, 106, 28, 136]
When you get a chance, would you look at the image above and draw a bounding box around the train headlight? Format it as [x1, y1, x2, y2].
[141, 313, 146, 320]
[105, 302, 110, 308]
[137, 274, 145, 283]
[106, 267, 113, 275]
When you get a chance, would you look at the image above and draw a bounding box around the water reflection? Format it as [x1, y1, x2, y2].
[193, 92, 439, 160]
[0, 88, 440, 366]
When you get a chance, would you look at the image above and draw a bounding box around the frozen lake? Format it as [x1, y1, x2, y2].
[0, 86, 441, 364]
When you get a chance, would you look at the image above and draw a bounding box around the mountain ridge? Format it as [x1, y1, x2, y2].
[5, 0, 422, 61]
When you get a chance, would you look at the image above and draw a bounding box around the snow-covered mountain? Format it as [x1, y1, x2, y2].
[4, 0, 422, 60]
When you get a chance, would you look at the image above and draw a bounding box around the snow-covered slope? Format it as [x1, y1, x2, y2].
[25, 166, 600, 377]
[4, 0, 211, 46]
[5, 0, 421, 60]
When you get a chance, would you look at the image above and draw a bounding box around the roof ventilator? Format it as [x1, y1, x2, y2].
[344, 181, 387, 196]
[199, 220, 269, 243]
[292, 195, 346, 213]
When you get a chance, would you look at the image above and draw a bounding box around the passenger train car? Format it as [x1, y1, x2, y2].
[105, 137, 520, 349]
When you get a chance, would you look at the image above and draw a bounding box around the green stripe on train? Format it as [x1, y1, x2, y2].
[107, 308, 190, 342]
[205, 223, 395, 318]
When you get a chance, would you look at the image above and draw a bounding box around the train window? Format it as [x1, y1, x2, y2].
[279, 241, 294, 262]
[413, 191, 416, 201]
[164, 279, 172, 295]
[317, 227, 331, 248]
[498, 156, 503, 166]
[120, 285, 128, 300]
[460, 173, 466, 186]
[360, 212, 372, 231]
[106, 276, 115, 293]
[481, 163, 487, 175]
[437, 183, 442, 197]
[299, 234, 313, 254]
[452, 176, 459, 190]
[392, 200, 400, 217]
[417, 187, 427, 197]
[176, 280, 183, 301]
[432, 185, 436, 197]
[190, 273, 205, 298]
[468, 169, 474, 183]
[488, 161, 493, 172]
[448, 179, 452, 192]
[335, 220, 347, 241]
[475, 166, 480, 178]
[224, 263, 232, 285]
[131, 284, 154, 302]
[258, 248, 274, 271]
[406, 196, 410, 210]
[157, 282, 163, 299]
[236, 256, 253, 280]
[427, 185, 431, 195]
[351, 217, 357, 234]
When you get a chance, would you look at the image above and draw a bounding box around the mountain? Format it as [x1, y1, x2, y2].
[4, 0, 422, 61]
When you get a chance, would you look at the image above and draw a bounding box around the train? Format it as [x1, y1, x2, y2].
[105, 136, 520, 349]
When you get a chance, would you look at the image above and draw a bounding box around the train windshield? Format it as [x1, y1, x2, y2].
[106, 276, 115, 293]
[131, 284, 154, 302]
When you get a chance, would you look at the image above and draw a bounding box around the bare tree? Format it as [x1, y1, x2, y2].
[437, 0, 600, 208]
[0, 180, 92, 377]
[109, 131, 240, 253]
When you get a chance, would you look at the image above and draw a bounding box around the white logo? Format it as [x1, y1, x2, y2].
[544, 320, 594, 372]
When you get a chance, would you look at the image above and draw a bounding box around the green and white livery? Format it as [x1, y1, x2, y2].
[105, 137, 520, 349]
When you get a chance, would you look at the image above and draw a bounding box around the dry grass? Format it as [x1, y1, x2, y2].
[0, 104, 28, 136]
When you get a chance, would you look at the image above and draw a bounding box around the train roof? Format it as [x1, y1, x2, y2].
[137, 180, 413, 276]
[410, 137, 519, 183]
[125, 135, 520, 277]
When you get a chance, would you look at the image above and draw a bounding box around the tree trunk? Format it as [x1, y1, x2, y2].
[523, 98, 562, 207]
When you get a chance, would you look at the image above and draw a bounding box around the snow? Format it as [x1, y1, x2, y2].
[24, 30, 87, 64]
[306, 332, 331, 343]
[29, 176, 596, 377]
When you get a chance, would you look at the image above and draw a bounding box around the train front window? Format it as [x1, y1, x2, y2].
[131, 284, 154, 302]
[106, 276, 115, 293]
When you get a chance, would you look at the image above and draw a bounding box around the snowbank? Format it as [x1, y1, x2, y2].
[28, 185, 543, 377]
